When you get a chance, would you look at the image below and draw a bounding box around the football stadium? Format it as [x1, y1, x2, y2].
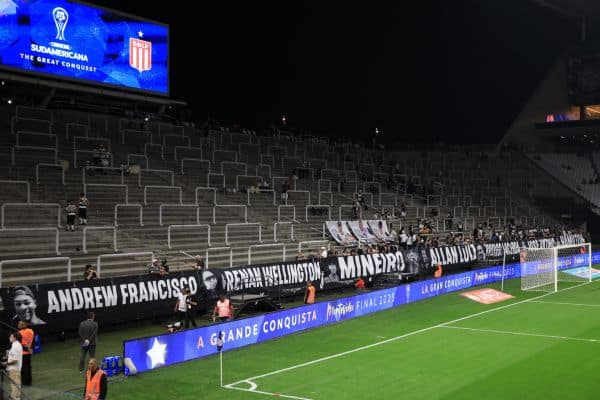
[1, 1, 600, 399]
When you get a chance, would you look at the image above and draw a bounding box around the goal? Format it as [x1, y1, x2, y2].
[519, 243, 592, 292]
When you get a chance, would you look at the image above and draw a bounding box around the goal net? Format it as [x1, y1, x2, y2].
[520, 243, 592, 292]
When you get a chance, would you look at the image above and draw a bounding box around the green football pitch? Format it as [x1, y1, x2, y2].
[26, 276, 600, 400]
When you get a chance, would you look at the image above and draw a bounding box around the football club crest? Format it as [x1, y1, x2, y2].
[129, 37, 152, 73]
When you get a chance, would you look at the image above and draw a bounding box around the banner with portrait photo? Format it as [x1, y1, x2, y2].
[367, 220, 394, 242]
[347, 220, 378, 245]
[0, 270, 204, 334]
[325, 221, 358, 246]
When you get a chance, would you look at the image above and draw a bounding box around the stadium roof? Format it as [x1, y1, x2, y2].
[532, 0, 600, 21]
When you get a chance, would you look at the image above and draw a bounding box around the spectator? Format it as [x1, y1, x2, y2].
[83, 264, 97, 280]
[78, 193, 89, 226]
[189, 255, 205, 271]
[320, 246, 328, 258]
[159, 259, 170, 276]
[65, 200, 77, 232]
[148, 259, 162, 276]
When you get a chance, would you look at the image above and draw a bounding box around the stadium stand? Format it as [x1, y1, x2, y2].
[0, 98, 585, 289]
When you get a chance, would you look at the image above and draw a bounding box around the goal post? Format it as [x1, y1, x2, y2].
[520, 243, 592, 293]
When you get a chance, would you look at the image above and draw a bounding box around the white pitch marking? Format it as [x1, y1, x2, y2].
[530, 300, 600, 308]
[224, 281, 592, 395]
[440, 325, 600, 343]
[224, 383, 314, 400]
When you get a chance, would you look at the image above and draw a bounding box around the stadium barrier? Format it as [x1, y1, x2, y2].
[123, 249, 600, 374]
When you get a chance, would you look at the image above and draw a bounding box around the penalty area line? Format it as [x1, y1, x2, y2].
[224, 379, 314, 400]
[223, 281, 592, 396]
[440, 325, 600, 344]
[529, 300, 600, 308]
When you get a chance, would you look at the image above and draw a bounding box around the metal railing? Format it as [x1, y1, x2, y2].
[247, 189, 276, 206]
[287, 190, 310, 204]
[195, 187, 217, 206]
[235, 175, 261, 191]
[174, 146, 202, 161]
[127, 153, 149, 169]
[379, 192, 398, 207]
[121, 129, 151, 145]
[82, 166, 124, 185]
[84, 183, 129, 204]
[36, 163, 65, 185]
[277, 205, 296, 221]
[1, 203, 61, 228]
[305, 205, 331, 222]
[274, 221, 294, 242]
[143, 185, 182, 205]
[0, 227, 60, 255]
[167, 224, 211, 248]
[144, 142, 164, 160]
[221, 161, 247, 175]
[0, 256, 70, 287]
[205, 247, 233, 269]
[66, 123, 88, 140]
[114, 203, 143, 227]
[74, 134, 112, 165]
[181, 158, 210, 175]
[96, 252, 153, 278]
[163, 134, 190, 149]
[256, 163, 272, 179]
[138, 169, 175, 187]
[207, 172, 225, 188]
[0, 180, 31, 203]
[214, 205, 247, 224]
[159, 203, 198, 226]
[297, 240, 330, 253]
[248, 243, 286, 265]
[12, 145, 58, 165]
[16, 131, 57, 148]
[225, 222, 262, 245]
[82, 226, 117, 254]
[317, 179, 332, 192]
[318, 191, 333, 205]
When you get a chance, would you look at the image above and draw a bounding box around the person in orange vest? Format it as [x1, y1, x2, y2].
[355, 277, 366, 290]
[434, 263, 443, 279]
[17, 321, 33, 386]
[212, 294, 234, 323]
[84, 358, 107, 400]
[304, 281, 316, 304]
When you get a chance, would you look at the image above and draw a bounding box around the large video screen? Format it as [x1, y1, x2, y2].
[0, 0, 169, 95]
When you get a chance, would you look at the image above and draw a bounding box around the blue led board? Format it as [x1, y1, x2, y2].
[0, 0, 169, 94]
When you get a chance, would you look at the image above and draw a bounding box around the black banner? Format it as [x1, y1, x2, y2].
[483, 234, 584, 260]
[0, 270, 203, 334]
[1, 234, 584, 333]
[336, 251, 407, 281]
[209, 259, 323, 294]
